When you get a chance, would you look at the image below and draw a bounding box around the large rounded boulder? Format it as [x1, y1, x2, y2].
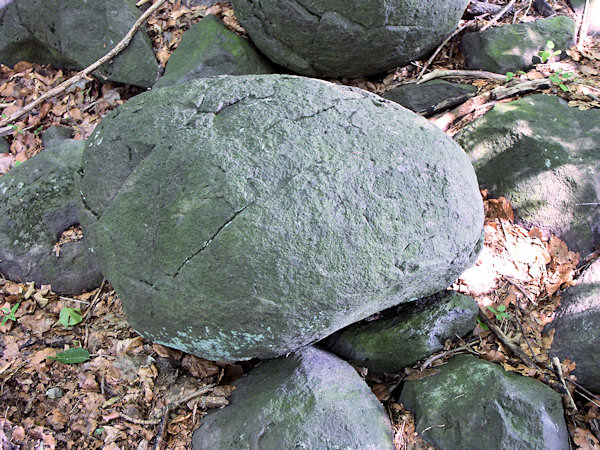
[230, 0, 470, 78]
[78, 74, 484, 361]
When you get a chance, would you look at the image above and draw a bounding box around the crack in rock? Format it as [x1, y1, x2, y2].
[173, 204, 250, 277]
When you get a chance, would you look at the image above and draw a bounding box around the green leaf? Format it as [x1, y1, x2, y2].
[497, 305, 506, 312]
[559, 83, 569, 92]
[14, 161, 21, 167]
[506, 72, 514, 82]
[487, 306, 497, 314]
[49, 347, 90, 364]
[59, 307, 83, 327]
[547, 40, 555, 49]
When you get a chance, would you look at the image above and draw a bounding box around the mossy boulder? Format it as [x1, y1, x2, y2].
[0, 0, 158, 87]
[400, 355, 569, 449]
[545, 258, 600, 393]
[460, 16, 576, 73]
[0, 132, 102, 294]
[455, 94, 600, 257]
[323, 291, 478, 373]
[231, 0, 470, 78]
[155, 15, 274, 88]
[192, 346, 394, 449]
[78, 74, 484, 361]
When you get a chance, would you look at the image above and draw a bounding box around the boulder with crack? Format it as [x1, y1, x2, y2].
[230, 0, 470, 78]
[78, 74, 484, 361]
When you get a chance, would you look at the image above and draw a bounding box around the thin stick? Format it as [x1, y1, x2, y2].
[416, 19, 479, 83]
[420, 345, 476, 370]
[0, 0, 166, 129]
[577, 0, 590, 51]
[83, 278, 106, 322]
[418, 69, 507, 84]
[152, 406, 170, 450]
[552, 357, 578, 410]
[480, 0, 517, 32]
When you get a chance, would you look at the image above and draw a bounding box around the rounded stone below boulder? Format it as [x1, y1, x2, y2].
[322, 291, 478, 373]
[0, 134, 102, 294]
[192, 346, 394, 449]
[400, 354, 569, 449]
[231, 0, 469, 78]
[79, 74, 484, 361]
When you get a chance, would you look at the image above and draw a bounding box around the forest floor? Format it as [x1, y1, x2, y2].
[1, 1, 600, 449]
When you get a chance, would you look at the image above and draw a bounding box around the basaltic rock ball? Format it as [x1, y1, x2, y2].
[78, 74, 484, 361]
[230, 0, 470, 78]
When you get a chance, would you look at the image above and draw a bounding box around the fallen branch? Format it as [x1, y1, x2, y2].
[416, 19, 480, 83]
[418, 69, 507, 84]
[430, 78, 551, 131]
[552, 357, 577, 410]
[480, 0, 517, 32]
[0, 0, 167, 129]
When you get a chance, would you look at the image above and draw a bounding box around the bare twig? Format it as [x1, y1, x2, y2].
[83, 278, 106, 322]
[552, 357, 578, 410]
[0, 0, 166, 129]
[418, 69, 507, 84]
[416, 19, 479, 83]
[480, 0, 517, 32]
[152, 406, 170, 450]
[420, 345, 478, 370]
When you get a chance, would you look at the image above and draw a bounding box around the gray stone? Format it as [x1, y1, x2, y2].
[460, 16, 576, 73]
[383, 81, 477, 116]
[568, 0, 600, 35]
[400, 354, 569, 450]
[155, 15, 274, 89]
[455, 94, 600, 257]
[231, 0, 470, 78]
[323, 291, 478, 373]
[545, 259, 600, 393]
[41, 126, 72, 148]
[0, 139, 103, 294]
[0, 138, 8, 153]
[192, 346, 394, 449]
[0, 0, 158, 87]
[78, 74, 484, 361]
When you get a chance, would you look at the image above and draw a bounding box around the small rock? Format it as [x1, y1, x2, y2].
[231, 0, 470, 77]
[400, 354, 569, 449]
[41, 126, 72, 148]
[0, 137, 103, 294]
[455, 94, 600, 257]
[0, 0, 158, 87]
[322, 291, 478, 373]
[460, 16, 576, 73]
[0, 137, 8, 153]
[155, 15, 274, 88]
[46, 387, 64, 399]
[545, 258, 600, 393]
[192, 346, 395, 449]
[383, 81, 477, 116]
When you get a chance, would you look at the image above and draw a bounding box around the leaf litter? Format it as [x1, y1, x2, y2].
[1, 0, 600, 448]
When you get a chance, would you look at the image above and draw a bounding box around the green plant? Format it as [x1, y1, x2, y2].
[14, 161, 22, 167]
[488, 304, 510, 321]
[1, 302, 20, 326]
[33, 125, 43, 136]
[538, 40, 561, 63]
[505, 70, 525, 82]
[476, 316, 489, 331]
[48, 347, 90, 364]
[59, 307, 83, 327]
[549, 70, 575, 92]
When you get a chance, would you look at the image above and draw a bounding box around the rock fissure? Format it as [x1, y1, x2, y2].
[172, 204, 251, 277]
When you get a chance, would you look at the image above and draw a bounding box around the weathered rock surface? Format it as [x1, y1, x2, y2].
[400, 355, 569, 449]
[231, 0, 470, 78]
[0, 131, 102, 294]
[383, 80, 477, 116]
[79, 74, 484, 361]
[192, 346, 394, 449]
[545, 258, 600, 393]
[460, 16, 576, 73]
[455, 94, 600, 257]
[0, 137, 8, 153]
[0, 0, 158, 87]
[323, 291, 478, 373]
[155, 15, 274, 88]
